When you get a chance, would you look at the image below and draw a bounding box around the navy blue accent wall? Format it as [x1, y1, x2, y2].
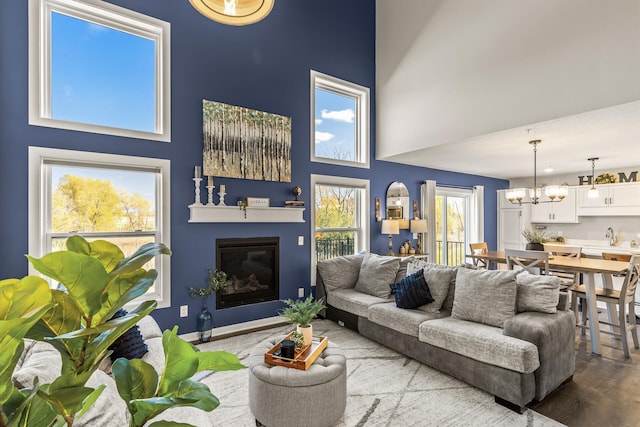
[0, 0, 508, 333]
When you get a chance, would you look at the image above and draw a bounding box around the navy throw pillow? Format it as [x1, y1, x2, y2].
[108, 309, 148, 362]
[389, 269, 435, 309]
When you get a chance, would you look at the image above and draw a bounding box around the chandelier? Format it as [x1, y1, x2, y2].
[506, 139, 568, 205]
[189, 0, 275, 26]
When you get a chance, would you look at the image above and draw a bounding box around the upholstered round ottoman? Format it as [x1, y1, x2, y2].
[248, 335, 347, 427]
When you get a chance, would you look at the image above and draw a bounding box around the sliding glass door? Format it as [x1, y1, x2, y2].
[435, 188, 471, 265]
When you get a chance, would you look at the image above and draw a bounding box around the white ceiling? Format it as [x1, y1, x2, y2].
[379, 100, 640, 180]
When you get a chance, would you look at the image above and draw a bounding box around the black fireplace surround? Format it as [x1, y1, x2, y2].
[216, 237, 279, 309]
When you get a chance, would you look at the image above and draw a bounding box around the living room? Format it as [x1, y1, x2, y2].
[1, 0, 639, 426]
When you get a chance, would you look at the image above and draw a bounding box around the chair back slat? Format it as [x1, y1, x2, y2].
[622, 255, 640, 303]
[469, 242, 489, 268]
[505, 249, 550, 275]
[544, 244, 582, 258]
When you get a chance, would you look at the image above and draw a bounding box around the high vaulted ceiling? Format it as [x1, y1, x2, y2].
[375, 0, 640, 180]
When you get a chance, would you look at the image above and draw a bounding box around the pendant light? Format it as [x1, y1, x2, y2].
[587, 157, 600, 199]
[190, 0, 275, 26]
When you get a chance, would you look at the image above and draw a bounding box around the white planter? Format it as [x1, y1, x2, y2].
[296, 324, 313, 347]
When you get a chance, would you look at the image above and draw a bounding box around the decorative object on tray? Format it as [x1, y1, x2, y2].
[595, 173, 618, 184]
[522, 228, 548, 251]
[188, 269, 232, 343]
[285, 186, 305, 208]
[278, 295, 326, 346]
[193, 166, 203, 205]
[202, 99, 291, 182]
[264, 333, 329, 370]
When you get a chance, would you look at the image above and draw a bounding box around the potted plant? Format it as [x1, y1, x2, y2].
[279, 295, 326, 347]
[522, 228, 548, 251]
[188, 269, 232, 343]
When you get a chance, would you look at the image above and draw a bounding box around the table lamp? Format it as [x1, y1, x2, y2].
[410, 219, 427, 255]
[381, 219, 400, 256]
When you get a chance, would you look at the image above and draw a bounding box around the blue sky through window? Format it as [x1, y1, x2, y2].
[314, 88, 356, 161]
[50, 12, 156, 132]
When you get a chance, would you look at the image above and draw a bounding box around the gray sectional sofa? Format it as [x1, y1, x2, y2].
[315, 254, 576, 412]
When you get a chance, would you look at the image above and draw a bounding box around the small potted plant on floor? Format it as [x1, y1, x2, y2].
[522, 228, 548, 251]
[279, 295, 326, 347]
[189, 269, 232, 343]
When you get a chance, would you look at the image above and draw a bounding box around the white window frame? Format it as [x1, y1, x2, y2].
[28, 0, 171, 142]
[310, 174, 370, 285]
[310, 70, 370, 168]
[28, 146, 172, 308]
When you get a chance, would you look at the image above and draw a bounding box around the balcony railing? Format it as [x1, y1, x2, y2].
[435, 240, 465, 266]
[316, 237, 354, 262]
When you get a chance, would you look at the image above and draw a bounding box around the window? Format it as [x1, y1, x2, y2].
[310, 71, 369, 168]
[29, 0, 171, 141]
[28, 147, 171, 308]
[311, 174, 369, 282]
[435, 188, 471, 266]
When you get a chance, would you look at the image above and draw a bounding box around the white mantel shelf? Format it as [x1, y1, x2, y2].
[188, 204, 305, 223]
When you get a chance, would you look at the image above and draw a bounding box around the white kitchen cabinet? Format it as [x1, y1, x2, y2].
[577, 182, 640, 216]
[530, 188, 577, 223]
[497, 190, 526, 251]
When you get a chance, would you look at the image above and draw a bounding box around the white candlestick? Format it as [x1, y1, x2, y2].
[206, 184, 215, 205]
[207, 175, 214, 187]
[220, 184, 226, 193]
[194, 166, 201, 179]
[193, 178, 203, 205]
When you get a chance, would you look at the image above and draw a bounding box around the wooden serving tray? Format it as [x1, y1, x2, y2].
[264, 333, 328, 370]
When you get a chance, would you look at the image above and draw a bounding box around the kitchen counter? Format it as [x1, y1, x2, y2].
[564, 239, 640, 258]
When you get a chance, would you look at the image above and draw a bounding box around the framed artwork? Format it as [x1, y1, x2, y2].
[202, 99, 292, 182]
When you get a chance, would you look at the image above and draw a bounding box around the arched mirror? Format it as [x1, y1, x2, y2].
[386, 181, 410, 229]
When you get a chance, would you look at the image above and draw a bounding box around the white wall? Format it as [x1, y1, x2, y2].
[376, 0, 640, 158]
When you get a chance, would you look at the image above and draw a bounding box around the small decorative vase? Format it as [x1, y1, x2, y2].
[296, 324, 313, 347]
[197, 300, 213, 343]
[526, 243, 545, 251]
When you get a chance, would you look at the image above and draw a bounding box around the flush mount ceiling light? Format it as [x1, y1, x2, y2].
[189, 0, 275, 26]
[587, 157, 600, 199]
[505, 136, 568, 205]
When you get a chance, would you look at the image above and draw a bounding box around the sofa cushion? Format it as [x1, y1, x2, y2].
[326, 288, 392, 317]
[368, 302, 450, 337]
[419, 317, 540, 374]
[407, 261, 454, 313]
[395, 255, 417, 282]
[12, 340, 61, 388]
[389, 269, 434, 309]
[516, 273, 560, 314]
[317, 255, 363, 292]
[407, 260, 458, 311]
[354, 254, 400, 299]
[452, 268, 518, 328]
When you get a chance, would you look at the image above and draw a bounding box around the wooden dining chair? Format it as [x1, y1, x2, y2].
[469, 242, 489, 268]
[544, 244, 583, 288]
[602, 253, 632, 277]
[570, 255, 640, 358]
[505, 249, 549, 275]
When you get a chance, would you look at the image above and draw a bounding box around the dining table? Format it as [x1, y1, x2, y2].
[466, 250, 629, 355]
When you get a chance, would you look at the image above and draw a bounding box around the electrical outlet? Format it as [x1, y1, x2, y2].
[180, 305, 188, 318]
[298, 235, 304, 246]
[298, 287, 305, 298]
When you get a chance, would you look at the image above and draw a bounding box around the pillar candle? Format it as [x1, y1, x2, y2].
[220, 184, 226, 193]
[194, 166, 201, 179]
[208, 176, 214, 186]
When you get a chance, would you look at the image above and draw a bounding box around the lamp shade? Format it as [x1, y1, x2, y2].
[190, 0, 275, 25]
[381, 219, 399, 235]
[410, 219, 427, 233]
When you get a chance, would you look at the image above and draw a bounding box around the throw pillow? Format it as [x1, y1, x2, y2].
[407, 260, 456, 312]
[452, 268, 519, 328]
[395, 256, 416, 282]
[516, 273, 560, 314]
[317, 255, 364, 292]
[389, 269, 434, 309]
[354, 253, 400, 299]
[108, 309, 148, 362]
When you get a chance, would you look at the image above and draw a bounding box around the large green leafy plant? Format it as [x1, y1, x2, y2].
[0, 236, 244, 427]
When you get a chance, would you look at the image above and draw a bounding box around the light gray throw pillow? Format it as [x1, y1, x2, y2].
[407, 261, 454, 313]
[317, 255, 364, 292]
[516, 273, 560, 314]
[354, 253, 400, 298]
[452, 268, 518, 328]
[407, 260, 457, 311]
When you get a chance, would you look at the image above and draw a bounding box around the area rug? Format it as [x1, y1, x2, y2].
[196, 319, 564, 426]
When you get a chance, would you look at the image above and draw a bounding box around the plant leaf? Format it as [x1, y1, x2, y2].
[112, 358, 159, 411]
[66, 236, 124, 273]
[130, 397, 200, 427]
[170, 379, 219, 411]
[74, 384, 106, 421]
[27, 252, 109, 317]
[157, 327, 199, 395]
[36, 384, 97, 419]
[111, 242, 171, 278]
[195, 351, 246, 373]
[94, 269, 158, 325]
[0, 276, 51, 322]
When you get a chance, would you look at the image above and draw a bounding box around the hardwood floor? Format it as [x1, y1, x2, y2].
[532, 327, 640, 427]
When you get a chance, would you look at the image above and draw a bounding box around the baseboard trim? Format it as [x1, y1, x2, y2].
[179, 316, 288, 343]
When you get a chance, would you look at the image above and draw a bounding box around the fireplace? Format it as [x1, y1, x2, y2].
[216, 237, 279, 309]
